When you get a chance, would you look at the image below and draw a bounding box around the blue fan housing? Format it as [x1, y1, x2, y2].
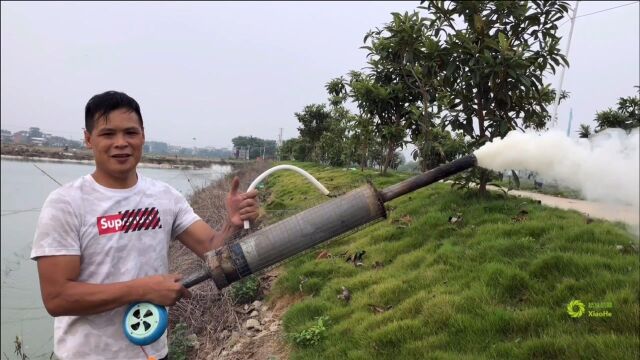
[122, 302, 168, 346]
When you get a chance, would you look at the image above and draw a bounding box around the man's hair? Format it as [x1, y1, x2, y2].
[84, 91, 144, 133]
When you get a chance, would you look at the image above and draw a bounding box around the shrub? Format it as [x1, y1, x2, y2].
[168, 323, 193, 360]
[231, 275, 260, 304]
[290, 316, 329, 347]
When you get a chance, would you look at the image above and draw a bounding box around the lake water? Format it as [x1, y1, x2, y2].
[0, 159, 232, 359]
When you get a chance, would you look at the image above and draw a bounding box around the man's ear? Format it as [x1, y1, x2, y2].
[84, 129, 92, 149]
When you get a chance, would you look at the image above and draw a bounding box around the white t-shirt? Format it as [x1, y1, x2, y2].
[31, 173, 201, 360]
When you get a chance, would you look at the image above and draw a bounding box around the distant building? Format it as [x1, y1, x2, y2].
[12, 131, 29, 144]
[144, 141, 169, 154]
[45, 136, 70, 147]
[31, 137, 47, 146]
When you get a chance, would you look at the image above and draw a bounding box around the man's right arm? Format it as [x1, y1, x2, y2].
[37, 255, 189, 317]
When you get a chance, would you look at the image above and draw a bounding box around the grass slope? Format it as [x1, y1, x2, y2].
[262, 162, 639, 360]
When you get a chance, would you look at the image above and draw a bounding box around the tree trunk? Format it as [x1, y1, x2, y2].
[475, 91, 488, 196]
[382, 141, 394, 174]
[383, 112, 403, 174]
[360, 142, 368, 171]
[478, 168, 489, 195]
[419, 89, 431, 174]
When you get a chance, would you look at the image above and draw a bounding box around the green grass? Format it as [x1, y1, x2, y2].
[261, 162, 639, 360]
[168, 323, 194, 360]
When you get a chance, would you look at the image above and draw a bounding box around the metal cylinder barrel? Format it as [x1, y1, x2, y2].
[234, 183, 385, 276]
[379, 154, 477, 202]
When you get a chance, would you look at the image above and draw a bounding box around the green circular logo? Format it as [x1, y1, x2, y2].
[567, 300, 586, 318]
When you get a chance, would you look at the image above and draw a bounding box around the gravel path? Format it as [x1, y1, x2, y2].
[501, 188, 638, 227]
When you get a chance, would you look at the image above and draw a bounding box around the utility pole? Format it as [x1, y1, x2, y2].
[277, 128, 283, 161]
[552, 0, 579, 127]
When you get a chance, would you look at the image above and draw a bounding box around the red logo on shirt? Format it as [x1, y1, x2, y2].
[96, 207, 162, 236]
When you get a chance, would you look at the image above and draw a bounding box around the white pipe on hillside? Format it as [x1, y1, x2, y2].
[244, 165, 330, 229]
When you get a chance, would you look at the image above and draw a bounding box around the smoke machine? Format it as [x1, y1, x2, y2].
[123, 154, 477, 346]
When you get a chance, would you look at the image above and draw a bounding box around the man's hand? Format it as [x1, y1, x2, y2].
[137, 274, 191, 306]
[177, 176, 260, 257]
[226, 176, 259, 227]
[36, 255, 191, 316]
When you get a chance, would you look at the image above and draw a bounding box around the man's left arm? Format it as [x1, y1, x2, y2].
[176, 177, 259, 259]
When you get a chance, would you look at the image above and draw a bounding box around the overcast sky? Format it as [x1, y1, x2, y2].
[2, 1, 639, 151]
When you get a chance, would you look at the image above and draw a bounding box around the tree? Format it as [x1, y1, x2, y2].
[594, 90, 640, 133]
[28, 127, 43, 139]
[368, 140, 385, 171]
[577, 124, 591, 139]
[326, 76, 349, 108]
[295, 104, 332, 161]
[317, 109, 349, 166]
[420, 0, 571, 194]
[365, 11, 448, 172]
[1, 129, 13, 144]
[279, 137, 312, 161]
[321, 78, 354, 166]
[347, 69, 416, 174]
[412, 127, 467, 170]
[348, 113, 378, 170]
[231, 136, 276, 160]
[391, 151, 405, 170]
[328, 72, 380, 171]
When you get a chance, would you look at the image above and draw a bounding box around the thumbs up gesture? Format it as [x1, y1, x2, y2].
[226, 177, 259, 228]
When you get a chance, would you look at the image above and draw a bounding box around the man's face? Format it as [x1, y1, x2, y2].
[84, 108, 145, 181]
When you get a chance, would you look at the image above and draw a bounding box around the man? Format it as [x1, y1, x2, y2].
[31, 90, 259, 360]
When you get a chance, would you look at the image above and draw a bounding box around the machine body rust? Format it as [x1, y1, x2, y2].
[181, 154, 477, 290]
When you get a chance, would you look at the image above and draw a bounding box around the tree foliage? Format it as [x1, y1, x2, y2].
[577, 124, 591, 139]
[295, 104, 333, 161]
[594, 89, 640, 133]
[278, 137, 311, 161]
[418, 0, 571, 193]
[231, 136, 277, 159]
[289, 1, 572, 188]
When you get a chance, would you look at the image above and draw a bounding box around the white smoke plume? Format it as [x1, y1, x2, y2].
[473, 128, 639, 213]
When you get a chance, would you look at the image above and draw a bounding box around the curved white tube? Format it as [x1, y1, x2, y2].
[244, 165, 330, 229]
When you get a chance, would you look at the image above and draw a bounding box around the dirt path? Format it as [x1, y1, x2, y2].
[492, 187, 639, 227]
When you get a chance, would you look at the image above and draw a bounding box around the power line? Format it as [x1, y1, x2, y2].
[575, 1, 638, 18]
[551, 1, 579, 126]
[559, 1, 638, 27]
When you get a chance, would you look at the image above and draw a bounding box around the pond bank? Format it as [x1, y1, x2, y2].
[1, 143, 240, 169]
